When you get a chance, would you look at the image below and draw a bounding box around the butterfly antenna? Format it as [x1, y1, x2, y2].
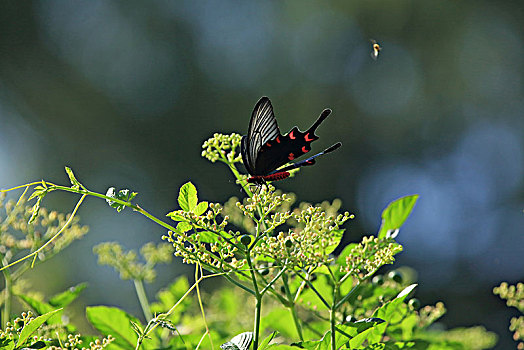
[307, 108, 332, 135]
[322, 142, 342, 154]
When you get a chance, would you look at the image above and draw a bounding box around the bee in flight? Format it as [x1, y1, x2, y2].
[370, 39, 381, 60]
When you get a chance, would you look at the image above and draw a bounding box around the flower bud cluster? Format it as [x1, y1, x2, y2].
[93, 242, 173, 282]
[494, 282, 524, 312]
[342, 236, 403, 278]
[48, 333, 115, 350]
[417, 302, 446, 328]
[201, 133, 243, 164]
[0, 194, 88, 265]
[164, 230, 245, 272]
[254, 203, 351, 269]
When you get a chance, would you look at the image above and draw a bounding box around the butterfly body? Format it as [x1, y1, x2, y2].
[241, 97, 341, 184]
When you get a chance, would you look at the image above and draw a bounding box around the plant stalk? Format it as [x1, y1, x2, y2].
[246, 250, 261, 350]
[134, 279, 152, 321]
[1, 261, 12, 324]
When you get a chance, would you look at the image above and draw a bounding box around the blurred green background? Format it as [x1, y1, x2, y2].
[0, 1, 522, 348]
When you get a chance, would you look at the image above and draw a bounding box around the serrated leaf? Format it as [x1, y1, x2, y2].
[86, 306, 142, 349]
[16, 309, 61, 347]
[178, 182, 198, 211]
[48, 283, 88, 308]
[378, 195, 419, 238]
[194, 201, 208, 216]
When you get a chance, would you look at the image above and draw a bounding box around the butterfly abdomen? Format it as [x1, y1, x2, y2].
[247, 171, 290, 184]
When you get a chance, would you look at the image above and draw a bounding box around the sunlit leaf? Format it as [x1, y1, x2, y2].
[86, 306, 143, 349]
[16, 309, 61, 347]
[178, 182, 198, 211]
[49, 283, 88, 308]
[194, 201, 209, 216]
[378, 195, 419, 238]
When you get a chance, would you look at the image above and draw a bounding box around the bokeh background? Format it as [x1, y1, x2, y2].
[1, 1, 523, 348]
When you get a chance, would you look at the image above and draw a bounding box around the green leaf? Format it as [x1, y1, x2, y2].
[0, 337, 15, 350]
[176, 221, 192, 233]
[362, 340, 434, 349]
[178, 182, 198, 211]
[86, 306, 144, 349]
[48, 283, 88, 308]
[166, 210, 186, 221]
[325, 229, 344, 255]
[336, 243, 357, 266]
[367, 284, 418, 344]
[258, 331, 278, 350]
[16, 309, 61, 347]
[28, 196, 43, 224]
[198, 231, 220, 243]
[65, 167, 82, 190]
[105, 187, 137, 212]
[261, 308, 296, 339]
[194, 201, 209, 216]
[378, 195, 419, 238]
[16, 294, 62, 325]
[336, 318, 385, 348]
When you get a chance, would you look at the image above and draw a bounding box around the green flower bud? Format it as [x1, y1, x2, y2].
[388, 270, 403, 283]
[240, 235, 252, 246]
[408, 298, 421, 310]
[372, 275, 384, 286]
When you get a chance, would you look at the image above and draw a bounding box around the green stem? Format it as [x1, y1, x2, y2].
[1, 259, 12, 324]
[330, 306, 336, 350]
[134, 279, 152, 321]
[246, 250, 261, 350]
[282, 272, 304, 341]
[290, 305, 304, 341]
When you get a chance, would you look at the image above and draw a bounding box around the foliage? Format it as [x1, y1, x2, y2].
[0, 133, 501, 349]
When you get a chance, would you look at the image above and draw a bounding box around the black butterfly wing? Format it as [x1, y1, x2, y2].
[241, 97, 280, 176]
[254, 108, 333, 175]
[276, 142, 342, 173]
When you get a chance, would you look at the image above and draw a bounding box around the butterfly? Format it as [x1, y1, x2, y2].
[220, 332, 253, 350]
[370, 39, 382, 60]
[241, 97, 341, 185]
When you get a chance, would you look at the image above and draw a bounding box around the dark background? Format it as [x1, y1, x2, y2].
[0, 1, 523, 348]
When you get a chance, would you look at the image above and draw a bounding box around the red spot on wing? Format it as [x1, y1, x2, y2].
[304, 133, 314, 142]
[302, 146, 309, 153]
[306, 160, 314, 164]
[289, 130, 296, 139]
[288, 153, 295, 160]
[266, 142, 272, 147]
[276, 136, 281, 143]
